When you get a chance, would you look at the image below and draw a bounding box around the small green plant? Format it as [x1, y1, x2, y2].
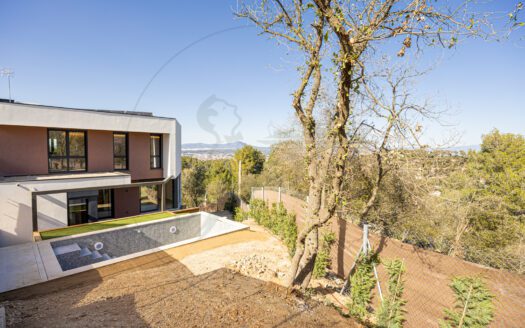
[439, 276, 494, 328]
[347, 253, 379, 322]
[233, 206, 249, 222]
[376, 259, 407, 328]
[313, 232, 336, 278]
[244, 199, 298, 255]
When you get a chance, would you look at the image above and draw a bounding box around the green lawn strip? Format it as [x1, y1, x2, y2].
[40, 211, 175, 240]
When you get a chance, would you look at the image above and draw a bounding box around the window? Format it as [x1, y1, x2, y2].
[150, 134, 162, 169]
[113, 132, 128, 170]
[165, 178, 174, 209]
[140, 185, 160, 212]
[48, 130, 86, 172]
[97, 189, 113, 219]
[164, 176, 180, 209]
[67, 189, 113, 225]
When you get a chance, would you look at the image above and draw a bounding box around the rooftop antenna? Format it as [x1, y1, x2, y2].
[0, 68, 14, 102]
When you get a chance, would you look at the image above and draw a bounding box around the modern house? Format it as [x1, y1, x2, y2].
[0, 99, 182, 247]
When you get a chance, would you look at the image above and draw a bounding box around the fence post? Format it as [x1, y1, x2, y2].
[262, 186, 265, 202]
[278, 186, 282, 203]
[362, 224, 369, 255]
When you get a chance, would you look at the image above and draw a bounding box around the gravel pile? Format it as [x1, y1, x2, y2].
[229, 254, 287, 281]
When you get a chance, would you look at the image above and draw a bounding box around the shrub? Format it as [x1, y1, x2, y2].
[233, 206, 249, 222]
[347, 253, 379, 322]
[439, 276, 494, 328]
[376, 259, 407, 328]
[313, 232, 336, 279]
[244, 199, 298, 255]
[223, 193, 239, 213]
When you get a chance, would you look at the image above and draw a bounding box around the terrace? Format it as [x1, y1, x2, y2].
[0, 214, 358, 327]
[0, 209, 247, 293]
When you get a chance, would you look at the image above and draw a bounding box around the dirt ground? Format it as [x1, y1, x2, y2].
[0, 219, 359, 328]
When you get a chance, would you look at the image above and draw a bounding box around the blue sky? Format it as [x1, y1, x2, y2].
[1, 1, 523, 147]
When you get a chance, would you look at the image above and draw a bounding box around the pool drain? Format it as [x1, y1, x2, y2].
[94, 242, 104, 251]
[169, 226, 177, 234]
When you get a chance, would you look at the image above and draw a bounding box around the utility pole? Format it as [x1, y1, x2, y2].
[237, 160, 242, 197]
[0, 68, 14, 102]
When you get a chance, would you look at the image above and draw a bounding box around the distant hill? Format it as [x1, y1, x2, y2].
[182, 141, 248, 150]
[182, 141, 270, 159]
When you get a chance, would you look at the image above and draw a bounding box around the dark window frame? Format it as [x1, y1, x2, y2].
[47, 129, 88, 173]
[113, 132, 129, 171]
[150, 134, 162, 169]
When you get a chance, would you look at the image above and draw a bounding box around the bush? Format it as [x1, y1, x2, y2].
[243, 199, 298, 255]
[313, 232, 336, 279]
[347, 253, 379, 322]
[376, 259, 407, 328]
[439, 276, 494, 328]
[233, 206, 249, 222]
[223, 193, 239, 213]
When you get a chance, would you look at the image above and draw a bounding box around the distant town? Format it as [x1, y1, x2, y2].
[182, 141, 270, 160]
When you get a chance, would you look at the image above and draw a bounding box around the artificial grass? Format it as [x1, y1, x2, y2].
[40, 211, 175, 240]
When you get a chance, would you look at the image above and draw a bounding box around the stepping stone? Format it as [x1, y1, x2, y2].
[53, 243, 81, 256]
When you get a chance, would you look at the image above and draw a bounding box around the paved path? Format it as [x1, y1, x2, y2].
[0, 243, 47, 293]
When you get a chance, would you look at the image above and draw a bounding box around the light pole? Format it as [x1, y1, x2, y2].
[0, 68, 14, 102]
[238, 160, 242, 199]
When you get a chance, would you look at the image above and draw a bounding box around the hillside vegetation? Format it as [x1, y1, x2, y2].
[183, 130, 524, 273]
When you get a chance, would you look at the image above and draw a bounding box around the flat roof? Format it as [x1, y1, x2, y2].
[0, 99, 175, 120]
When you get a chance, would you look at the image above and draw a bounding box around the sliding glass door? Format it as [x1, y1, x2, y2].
[67, 189, 113, 225]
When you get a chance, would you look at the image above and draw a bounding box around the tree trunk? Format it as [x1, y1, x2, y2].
[287, 181, 323, 287]
[299, 228, 319, 289]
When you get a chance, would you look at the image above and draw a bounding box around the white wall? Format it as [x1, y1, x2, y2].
[0, 175, 130, 247]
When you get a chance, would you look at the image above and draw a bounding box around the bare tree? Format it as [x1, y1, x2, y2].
[237, 0, 521, 289]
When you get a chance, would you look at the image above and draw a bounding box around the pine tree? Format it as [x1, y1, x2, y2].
[440, 276, 494, 328]
[376, 259, 407, 328]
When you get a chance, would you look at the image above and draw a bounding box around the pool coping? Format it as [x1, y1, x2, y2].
[10, 212, 248, 289]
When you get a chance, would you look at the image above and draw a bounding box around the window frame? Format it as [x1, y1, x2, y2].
[96, 188, 114, 220]
[47, 129, 88, 173]
[150, 134, 162, 169]
[113, 132, 129, 171]
[139, 184, 161, 213]
[66, 189, 114, 226]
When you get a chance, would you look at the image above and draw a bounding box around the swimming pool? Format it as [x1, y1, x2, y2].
[47, 212, 248, 272]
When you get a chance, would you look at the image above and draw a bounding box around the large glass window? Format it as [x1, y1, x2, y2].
[150, 134, 162, 169]
[48, 129, 86, 172]
[164, 176, 180, 209]
[113, 132, 128, 170]
[68, 198, 88, 226]
[97, 189, 113, 219]
[67, 189, 113, 225]
[140, 185, 160, 212]
[165, 178, 174, 209]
